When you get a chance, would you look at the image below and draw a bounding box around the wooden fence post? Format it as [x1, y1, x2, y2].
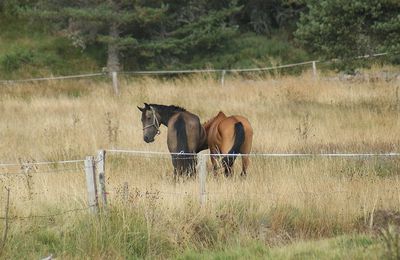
[84, 156, 98, 214]
[112, 71, 119, 96]
[312, 61, 318, 80]
[0, 187, 10, 251]
[198, 154, 207, 206]
[97, 150, 107, 211]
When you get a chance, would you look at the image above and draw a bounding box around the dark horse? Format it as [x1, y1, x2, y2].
[137, 103, 207, 177]
[203, 111, 253, 177]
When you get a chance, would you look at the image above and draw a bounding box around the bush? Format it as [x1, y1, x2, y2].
[0, 47, 35, 72]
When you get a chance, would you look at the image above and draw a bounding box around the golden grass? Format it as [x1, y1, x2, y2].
[0, 72, 399, 248]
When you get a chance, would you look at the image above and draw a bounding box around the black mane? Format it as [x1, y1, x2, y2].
[149, 104, 186, 113]
[148, 104, 186, 126]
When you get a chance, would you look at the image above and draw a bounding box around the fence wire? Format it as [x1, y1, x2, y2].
[104, 149, 400, 208]
[0, 205, 95, 221]
[0, 52, 395, 84]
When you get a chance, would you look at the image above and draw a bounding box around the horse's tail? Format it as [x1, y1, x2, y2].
[222, 122, 245, 169]
[174, 114, 196, 176]
[175, 114, 189, 153]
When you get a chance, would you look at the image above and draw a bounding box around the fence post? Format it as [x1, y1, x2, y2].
[97, 150, 107, 211]
[112, 71, 119, 95]
[0, 187, 10, 251]
[221, 70, 226, 87]
[84, 156, 98, 214]
[198, 154, 207, 206]
[312, 61, 318, 80]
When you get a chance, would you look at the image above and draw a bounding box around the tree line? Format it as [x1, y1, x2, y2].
[1, 0, 399, 72]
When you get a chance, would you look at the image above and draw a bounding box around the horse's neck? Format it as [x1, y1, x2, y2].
[157, 108, 180, 126]
[211, 112, 227, 126]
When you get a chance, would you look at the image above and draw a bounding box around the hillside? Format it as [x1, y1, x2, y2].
[0, 17, 100, 79]
[0, 17, 311, 80]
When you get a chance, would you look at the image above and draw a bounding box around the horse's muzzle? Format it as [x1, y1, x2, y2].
[144, 136, 154, 143]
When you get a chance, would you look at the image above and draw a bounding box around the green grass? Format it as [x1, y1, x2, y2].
[0, 202, 391, 259]
[0, 209, 379, 259]
[0, 17, 100, 79]
[180, 235, 383, 260]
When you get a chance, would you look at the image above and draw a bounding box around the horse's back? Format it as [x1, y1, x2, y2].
[218, 115, 252, 137]
[214, 115, 253, 154]
[167, 111, 205, 153]
[231, 115, 253, 135]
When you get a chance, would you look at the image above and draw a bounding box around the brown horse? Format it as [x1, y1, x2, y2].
[203, 111, 253, 177]
[137, 103, 207, 177]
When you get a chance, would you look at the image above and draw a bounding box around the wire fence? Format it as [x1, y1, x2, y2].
[1, 148, 400, 220]
[0, 52, 396, 85]
[105, 148, 400, 208]
[106, 149, 400, 158]
[0, 206, 94, 221]
[0, 158, 89, 221]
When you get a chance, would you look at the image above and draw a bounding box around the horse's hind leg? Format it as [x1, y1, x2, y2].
[240, 155, 250, 177]
[239, 130, 253, 176]
[210, 156, 219, 176]
[222, 156, 235, 177]
[172, 156, 180, 181]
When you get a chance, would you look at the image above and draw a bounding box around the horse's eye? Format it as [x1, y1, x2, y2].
[146, 116, 151, 120]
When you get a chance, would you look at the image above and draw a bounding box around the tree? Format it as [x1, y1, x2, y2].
[295, 0, 400, 60]
[25, 0, 166, 72]
[237, 0, 305, 36]
[126, 0, 241, 69]
[23, 0, 241, 71]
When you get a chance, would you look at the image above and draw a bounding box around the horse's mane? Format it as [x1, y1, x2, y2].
[149, 104, 186, 112]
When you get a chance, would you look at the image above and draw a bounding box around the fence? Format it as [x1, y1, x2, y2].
[0, 155, 101, 220]
[0, 52, 395, 94]
[1, 148, 400, 221]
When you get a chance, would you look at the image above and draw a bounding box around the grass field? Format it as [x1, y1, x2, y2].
[0, 71, 399, 258]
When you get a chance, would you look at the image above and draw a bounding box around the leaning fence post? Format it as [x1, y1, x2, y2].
[198, 154, 207, 206]
[97, 150, 107, 211]
[111, 71, 119, 96]
[84, 156, 98, 214]
[312, 61, 318, 80]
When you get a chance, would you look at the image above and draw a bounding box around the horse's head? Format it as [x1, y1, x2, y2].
[137, 103, 161, 143]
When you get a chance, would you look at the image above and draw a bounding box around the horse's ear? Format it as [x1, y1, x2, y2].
[137, 106, 144, 112]
[144, 103, 150, 108]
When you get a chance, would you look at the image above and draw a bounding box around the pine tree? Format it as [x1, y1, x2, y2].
[26, 0, 166, 72]
[295, 0, 400, 60]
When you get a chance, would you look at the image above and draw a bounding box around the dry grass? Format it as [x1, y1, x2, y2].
[0, 72, 399, 257]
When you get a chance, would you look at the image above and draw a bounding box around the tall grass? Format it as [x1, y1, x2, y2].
[0, 72, 399, 258]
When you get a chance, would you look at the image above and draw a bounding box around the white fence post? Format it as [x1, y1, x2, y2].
[84, 156, 98, 214]
[198, 154, 207, 206]
[221, 70, 226, 87]
[312, 61, 318, 80]
[97, 150, 107, 211]
[112, 71, 119, 95]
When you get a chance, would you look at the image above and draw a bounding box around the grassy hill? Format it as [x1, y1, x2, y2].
[0, 17, 101, 79]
